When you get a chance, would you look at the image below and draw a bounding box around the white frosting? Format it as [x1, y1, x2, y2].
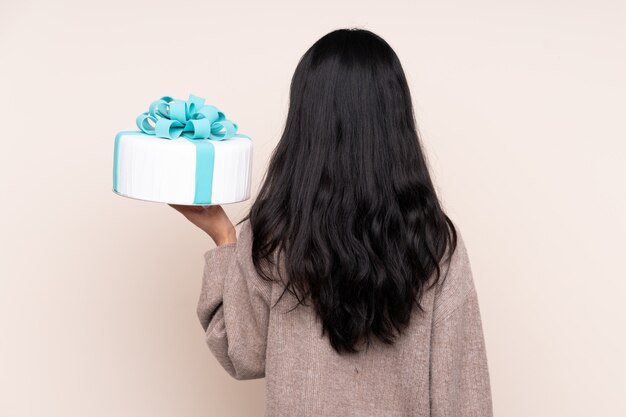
[115, 133, 252, 205]
[211, 137, 253, 204]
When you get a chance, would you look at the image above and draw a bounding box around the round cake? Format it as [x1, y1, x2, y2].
[112, 95, 253, 205]
[113, 131, 252, 205]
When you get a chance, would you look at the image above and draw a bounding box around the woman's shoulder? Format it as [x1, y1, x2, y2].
[432, 226, 478, 325]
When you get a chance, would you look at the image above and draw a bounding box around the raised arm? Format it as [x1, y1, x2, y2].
[196, 220, 273, 380]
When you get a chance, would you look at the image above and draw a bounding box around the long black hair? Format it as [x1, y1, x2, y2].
[239, 28, 458, 355]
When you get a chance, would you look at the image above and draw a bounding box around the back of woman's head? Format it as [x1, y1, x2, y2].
[242, 28, 458, 354]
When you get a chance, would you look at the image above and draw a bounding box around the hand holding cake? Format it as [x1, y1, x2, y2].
[168, 203, 237, 246]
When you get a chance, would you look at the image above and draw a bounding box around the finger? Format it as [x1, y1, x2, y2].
[168, 203, 185, 213]
[169, 204, 198, 216]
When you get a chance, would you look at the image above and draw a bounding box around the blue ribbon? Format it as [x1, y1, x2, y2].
[113, 94, 250, 204]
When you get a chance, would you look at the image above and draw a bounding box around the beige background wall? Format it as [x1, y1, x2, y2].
[1, 0, 624, 416]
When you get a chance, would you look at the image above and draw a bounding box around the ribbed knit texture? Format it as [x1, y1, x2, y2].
[197, 219, 493, 416]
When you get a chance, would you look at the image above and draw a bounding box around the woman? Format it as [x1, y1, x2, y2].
[171, 28, 493, 417]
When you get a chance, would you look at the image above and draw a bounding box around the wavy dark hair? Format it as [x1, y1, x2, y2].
[239, 28, 458, 354]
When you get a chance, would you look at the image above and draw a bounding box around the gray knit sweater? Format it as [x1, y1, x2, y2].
[197, 219, 493, 416]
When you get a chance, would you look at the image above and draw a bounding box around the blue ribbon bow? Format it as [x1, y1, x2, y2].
[135, 94, 244, 141]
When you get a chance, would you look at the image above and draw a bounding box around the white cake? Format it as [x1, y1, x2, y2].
[112, 95, 253, 205]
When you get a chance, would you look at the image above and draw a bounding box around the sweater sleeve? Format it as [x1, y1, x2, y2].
[429, 230, 494, 417]
[196, 220, 273, 380]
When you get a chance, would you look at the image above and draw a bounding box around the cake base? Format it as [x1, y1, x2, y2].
[112, 189, 249, 206]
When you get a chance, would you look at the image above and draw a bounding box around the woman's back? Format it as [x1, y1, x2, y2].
[184, 27, 493, 416]
[197, 219, 492, 417]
